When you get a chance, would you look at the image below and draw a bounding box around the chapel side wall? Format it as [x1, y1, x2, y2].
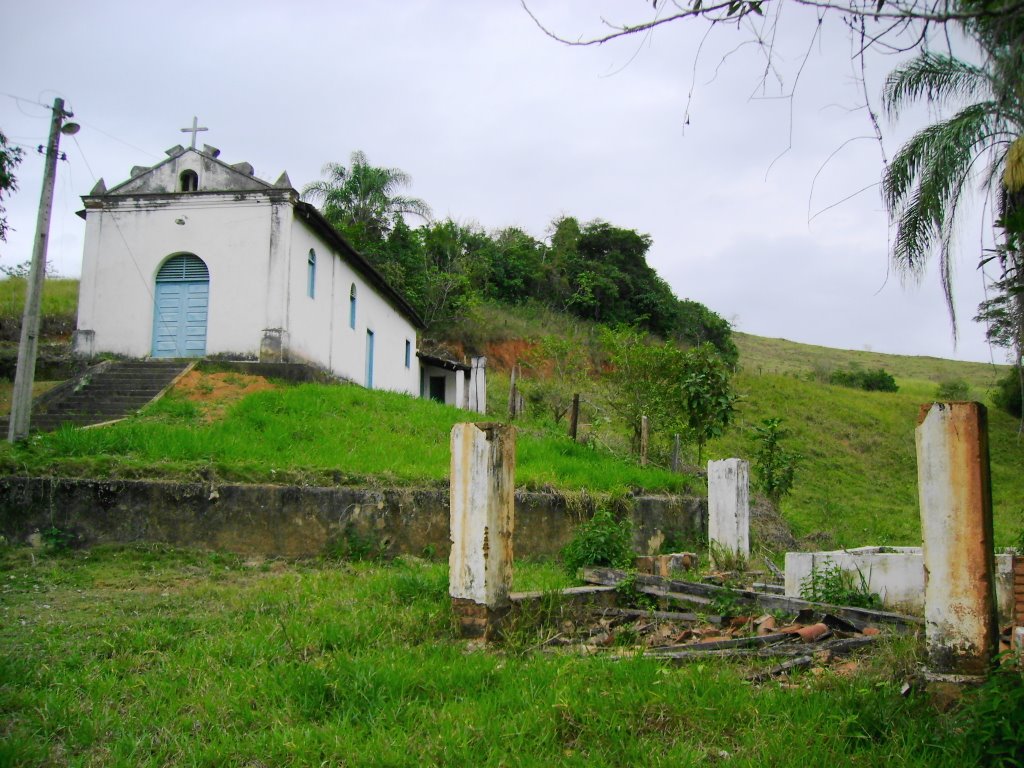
[287, 219, 419, 394]
[77, 197, 274, 359]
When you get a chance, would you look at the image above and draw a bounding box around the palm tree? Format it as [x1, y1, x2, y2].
[302, 151, 432, 248]
[881, 41, 1024, 332]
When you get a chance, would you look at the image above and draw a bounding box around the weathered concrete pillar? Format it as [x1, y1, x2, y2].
[707, 458, 749, 566]
[467, 356, 487, 414]
[916, 402, 998, 678]
[455, 369, 465, 409]
[449, 422, 515, 639]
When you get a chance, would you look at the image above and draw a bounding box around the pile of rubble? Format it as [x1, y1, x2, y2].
[509, 566, 923, 681]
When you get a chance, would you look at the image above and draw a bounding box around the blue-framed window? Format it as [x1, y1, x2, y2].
[307, 250, 316, 298]
[405, 339, 411, 368]
[349, 283, 357, 329]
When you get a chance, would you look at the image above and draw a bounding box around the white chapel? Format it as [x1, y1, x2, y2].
[74, 127, 431, 397]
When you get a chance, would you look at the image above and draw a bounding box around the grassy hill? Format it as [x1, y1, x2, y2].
[705, 372, 1022, 549]
[471, 304, 1022, 551]
[0, 371, 693, 496]
[733, 332, 1008, 392]
[2, 285, 1021, 552]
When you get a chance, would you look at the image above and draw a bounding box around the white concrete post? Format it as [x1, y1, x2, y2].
[449, 422, 515, 638]
[455, 369, 465, 409]
[916, 402, 998, 679]
[708, 458, 750, 566]
[467, 356, 487, 414]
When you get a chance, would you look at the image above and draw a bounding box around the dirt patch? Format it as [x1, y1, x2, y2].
[171, 370, 277, 421]
[485, 339, 537, 373]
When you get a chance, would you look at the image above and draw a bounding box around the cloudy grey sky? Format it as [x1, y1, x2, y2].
[0, 1, 1008, 364]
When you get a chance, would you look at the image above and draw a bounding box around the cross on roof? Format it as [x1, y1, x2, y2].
[180, 116, 208, 149]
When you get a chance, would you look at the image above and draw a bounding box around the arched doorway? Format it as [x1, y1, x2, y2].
[152, 254, 210, 358]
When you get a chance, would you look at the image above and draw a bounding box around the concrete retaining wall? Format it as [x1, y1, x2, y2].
[0, 476, 706, 560]
[785, 546, 1016, 622]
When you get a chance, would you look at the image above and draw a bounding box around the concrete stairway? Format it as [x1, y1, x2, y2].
[3, 359, 193, 434]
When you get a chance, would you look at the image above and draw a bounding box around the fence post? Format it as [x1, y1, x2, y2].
[569, 393, 580, 442]
[639, 415, 649, 467]
[507, 366, 519, 419]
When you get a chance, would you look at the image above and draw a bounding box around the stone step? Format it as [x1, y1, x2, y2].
[12, 360, 192, 435]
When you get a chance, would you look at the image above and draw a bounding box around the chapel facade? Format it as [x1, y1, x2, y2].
[73, 138, 426, 397]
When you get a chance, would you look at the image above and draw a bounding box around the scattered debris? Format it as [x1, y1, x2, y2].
[506, 566, 899, 680]
[582, 567, 923, 631]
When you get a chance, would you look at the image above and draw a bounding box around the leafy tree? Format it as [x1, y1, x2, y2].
[520, 333, 592, 423]
[992, 366, 1023, 418]
[829, 367, 899, 392]
[485, 227, 544, 303]
[752, 418, 801, 505]
[0, 129, 23, 246]
[302, 151, 432, 251]
[603, 327, 690, 454]
[675, 299, 738, 366]
[417, 219, 481, 327]
[679, 343, 738, 465]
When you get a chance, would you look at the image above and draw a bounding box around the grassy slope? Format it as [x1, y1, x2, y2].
[0, 382, 693, 495]
[706, 372, 1024, 549]
[733, 332, 1010, 391]
[0, 277, 79, 325]
[0, 544, 961, 767]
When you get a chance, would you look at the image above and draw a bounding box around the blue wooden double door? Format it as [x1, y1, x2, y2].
[152, 255, 210, 358]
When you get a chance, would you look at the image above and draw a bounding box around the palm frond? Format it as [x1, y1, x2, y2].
[885, 103, 1007, 280]
[883, 53, 989, 119]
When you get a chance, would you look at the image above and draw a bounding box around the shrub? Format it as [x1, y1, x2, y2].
[751, 417, 800, 504]
[935, 378, 971, 400]
[799, 560, 880, 609]
[561, 507, 633, 574]
[992, 367, 1022, 418]
[953, 657, 1024, 766]
[829, 367, 898, 392]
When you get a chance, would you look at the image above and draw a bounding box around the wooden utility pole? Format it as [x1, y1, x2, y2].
[9, 98, 74, 442]
[671, 434, 681, 473]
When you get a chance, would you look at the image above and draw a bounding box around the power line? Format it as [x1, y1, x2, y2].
[74, 119, 161, 160]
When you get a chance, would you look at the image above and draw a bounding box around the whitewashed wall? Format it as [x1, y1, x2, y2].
[75, 195, 275, 359]
[76, 191, 420, 396]
[287, 219, 419, 395]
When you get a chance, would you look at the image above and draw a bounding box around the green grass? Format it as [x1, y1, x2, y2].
[0, 383, 693, 495]
[706, 372, 1024, 548]
[734, 332, 1010, 391]
[0, 277, 79, 324]
[0, 543, 969, 767]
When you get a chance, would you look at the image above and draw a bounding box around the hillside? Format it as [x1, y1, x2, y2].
[1, 282, 1021, 552]
[704, 371, 1021, 549]
[733, 332, 1009, 392]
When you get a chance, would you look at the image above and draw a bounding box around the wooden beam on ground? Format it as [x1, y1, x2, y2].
[582, 567, 923, 631]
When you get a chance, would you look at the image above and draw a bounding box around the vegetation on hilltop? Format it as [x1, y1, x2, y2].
[302, 153, 737, 363]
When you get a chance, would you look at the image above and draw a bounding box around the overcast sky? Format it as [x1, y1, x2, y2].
[0, 1, 1010, 365]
